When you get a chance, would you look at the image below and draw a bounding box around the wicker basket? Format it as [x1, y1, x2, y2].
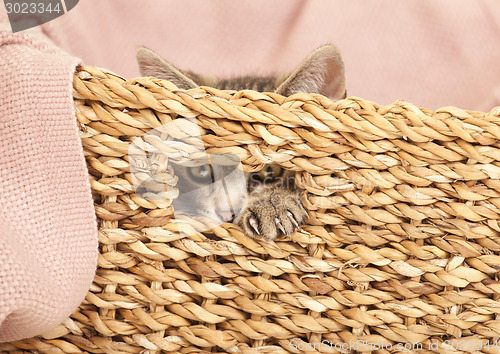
[2, 65, 500, 353]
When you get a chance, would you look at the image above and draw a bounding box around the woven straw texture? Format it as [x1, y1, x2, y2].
[3, 65, 500, 353]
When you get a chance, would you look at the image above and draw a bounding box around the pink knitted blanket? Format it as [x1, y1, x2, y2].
[0, 22, 97, 341]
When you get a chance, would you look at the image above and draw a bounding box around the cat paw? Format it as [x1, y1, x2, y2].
[235, 187, 307, 240]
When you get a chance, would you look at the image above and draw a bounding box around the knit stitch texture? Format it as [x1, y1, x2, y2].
[0, 21, 98, 341]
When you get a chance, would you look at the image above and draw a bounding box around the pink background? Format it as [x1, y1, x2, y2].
[44, 0, 500, 110]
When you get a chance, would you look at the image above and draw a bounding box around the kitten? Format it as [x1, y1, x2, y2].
[136, 45, 346, 240]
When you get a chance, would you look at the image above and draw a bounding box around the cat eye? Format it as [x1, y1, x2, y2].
[188, 164, 213, 183]
[256, 165, 283, 181]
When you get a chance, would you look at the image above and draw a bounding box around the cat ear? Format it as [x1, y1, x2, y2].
[136, 47, 198, 89]
[276, 45, 346, 100]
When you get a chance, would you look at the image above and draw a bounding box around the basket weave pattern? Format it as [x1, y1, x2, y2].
[3, 65, 500, 353]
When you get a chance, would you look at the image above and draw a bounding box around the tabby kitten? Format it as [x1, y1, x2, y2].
[136, 45, 346, 240]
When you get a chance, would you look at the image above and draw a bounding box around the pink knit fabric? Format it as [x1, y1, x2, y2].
[2, 0, 500, 342]
[0, 18, 97, 341]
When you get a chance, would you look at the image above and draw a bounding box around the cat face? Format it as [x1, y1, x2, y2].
[172, 162, 249, 223]
[136, 45, 346, 235]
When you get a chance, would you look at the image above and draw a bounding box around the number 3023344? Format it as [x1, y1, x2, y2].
[5, 2, 62, 14]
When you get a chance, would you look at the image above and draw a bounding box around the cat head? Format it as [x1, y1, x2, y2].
[136, 45, 346, 100]
[134, 45, 345, 228]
